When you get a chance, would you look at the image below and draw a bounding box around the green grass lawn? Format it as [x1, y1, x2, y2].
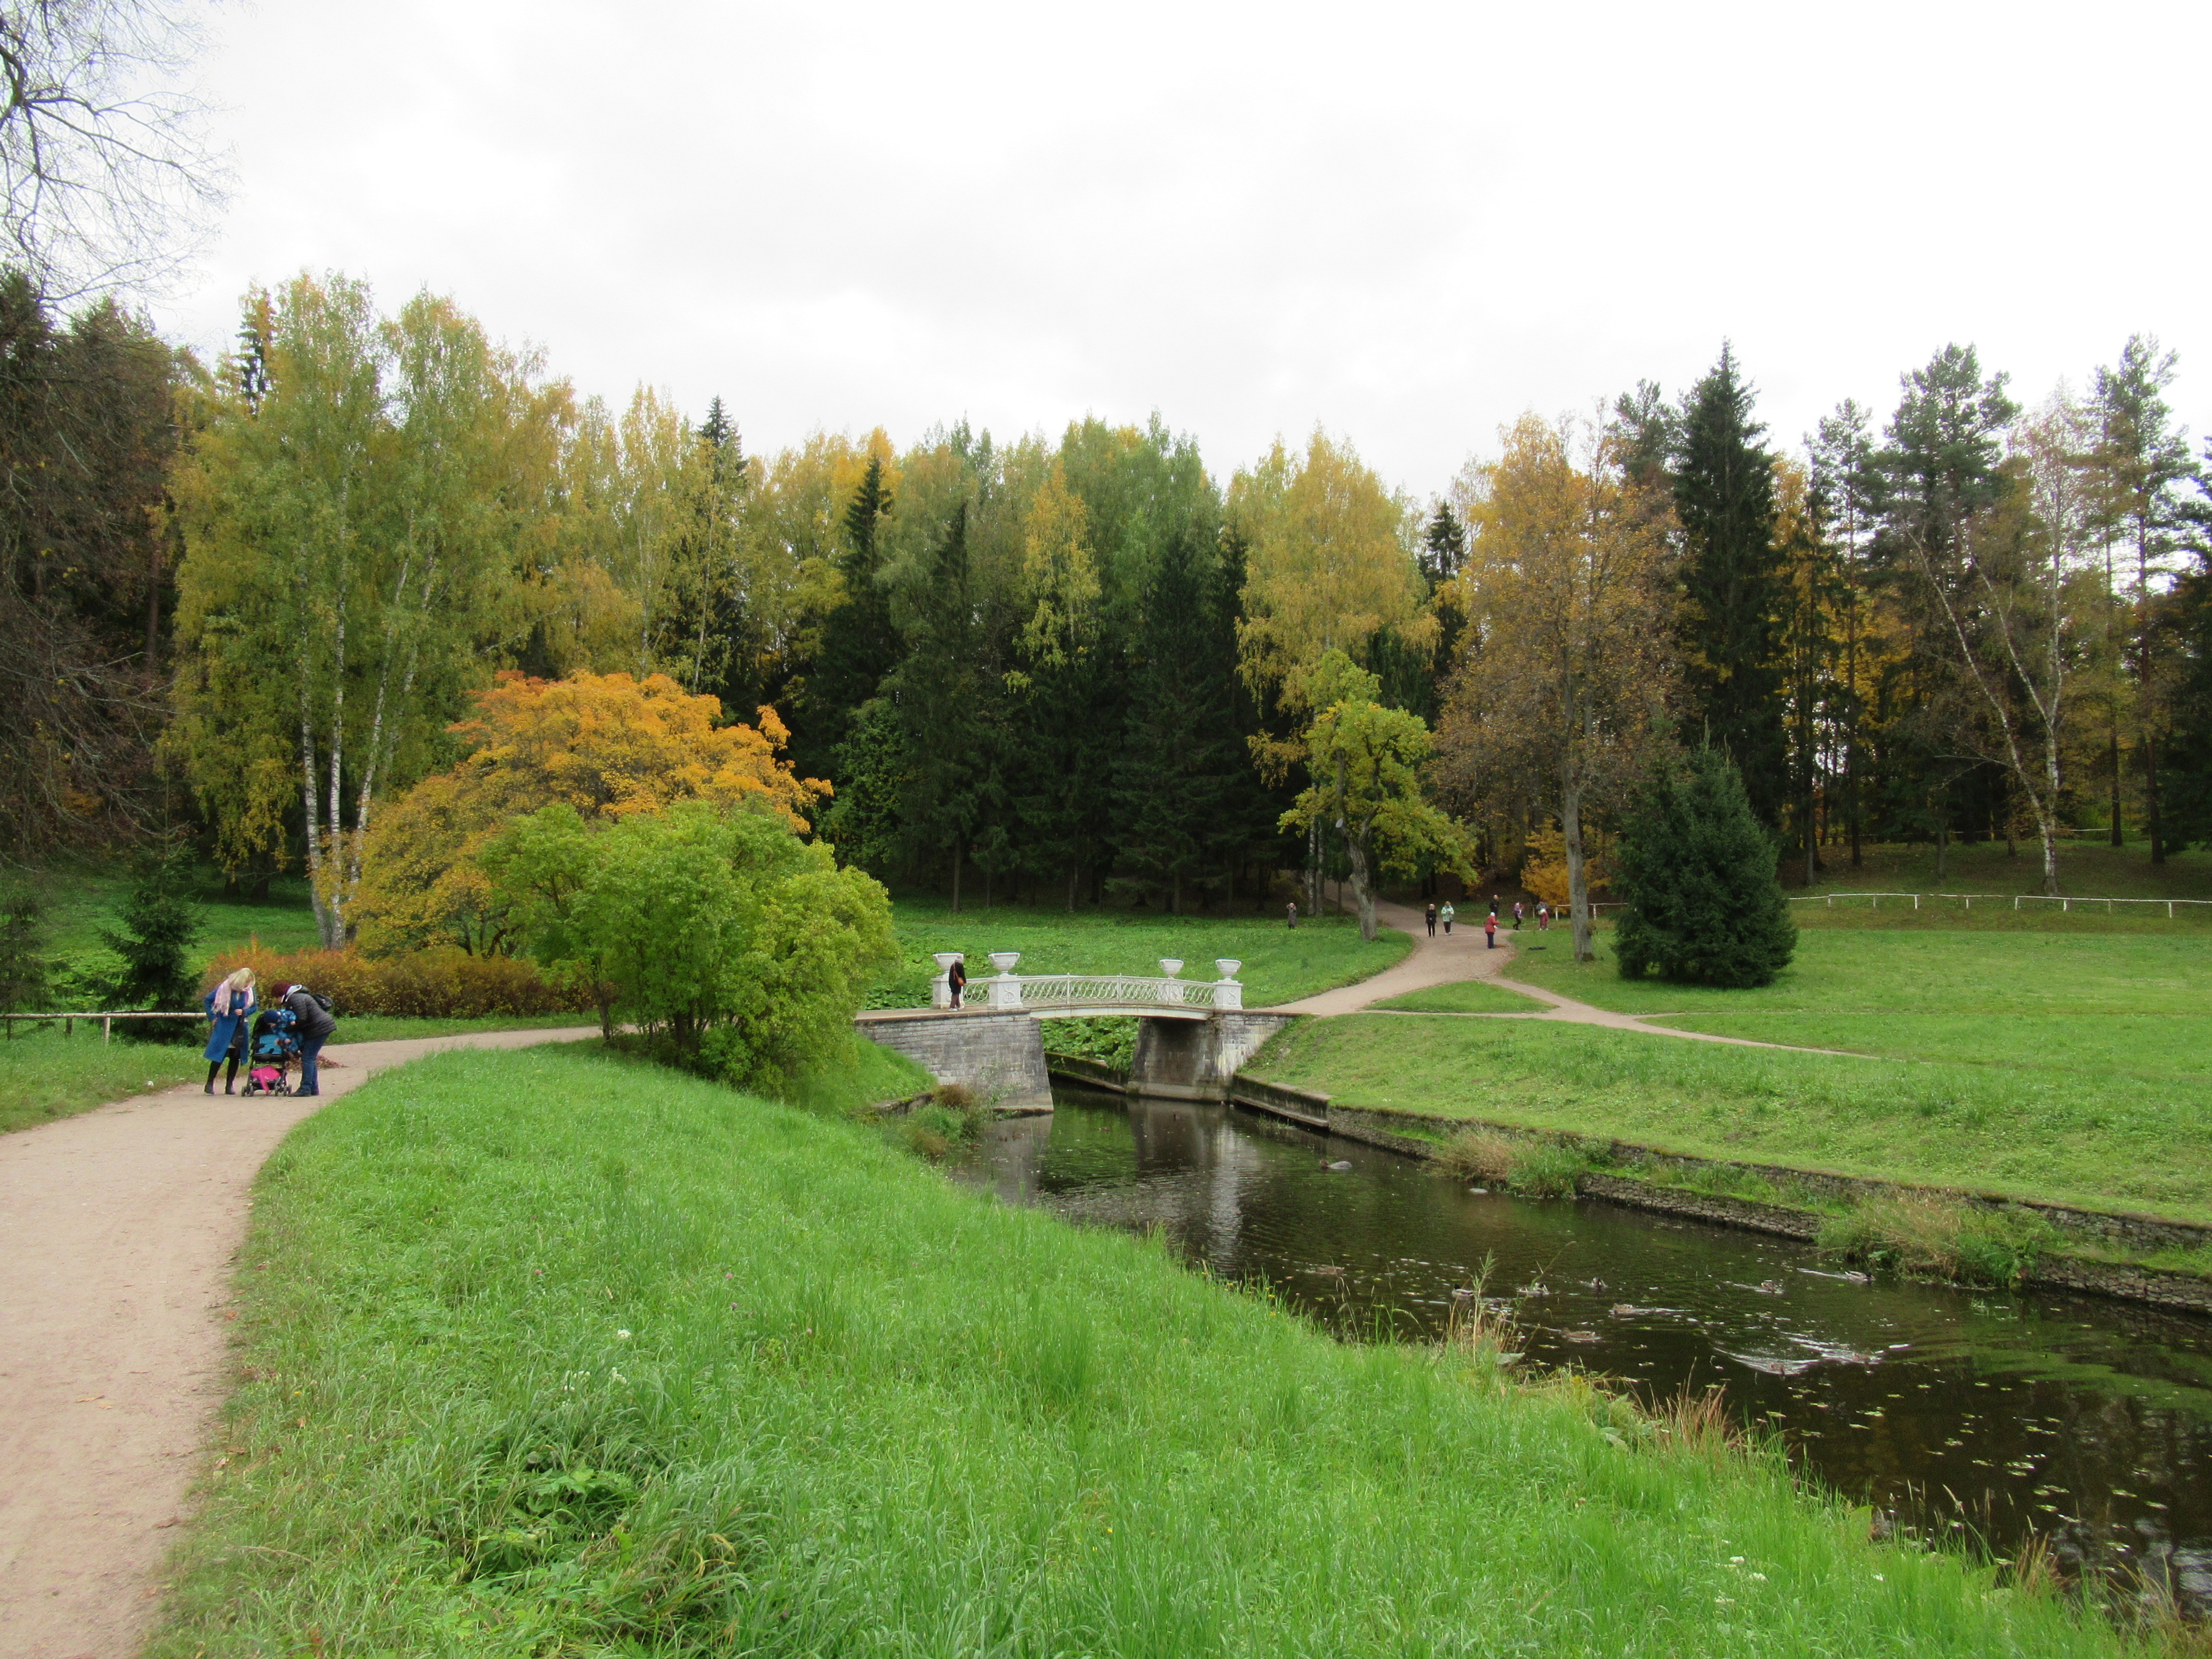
[1374, 978, 1553, 1013]
[149, 1044, 2123, 1659]
[1792, 837, 2212, 903]
[0, 1022, 209, 1134]
[872, 897, 1411, 1009]
[1245, 1011, 2212, 1222]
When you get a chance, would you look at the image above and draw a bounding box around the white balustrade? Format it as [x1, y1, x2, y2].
[940, 954, 1247, 1016]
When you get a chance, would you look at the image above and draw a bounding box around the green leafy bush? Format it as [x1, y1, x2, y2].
[1613, 745, 1796, 988]
[484, 800, 896, 1088]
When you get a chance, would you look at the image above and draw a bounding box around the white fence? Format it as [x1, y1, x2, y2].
[1793, 892, 2211, 918]
[938, 954, 1244, 1014]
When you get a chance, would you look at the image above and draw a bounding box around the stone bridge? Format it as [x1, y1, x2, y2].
[856, 953, 1291, 1110]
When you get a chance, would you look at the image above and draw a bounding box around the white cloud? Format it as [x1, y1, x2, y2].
[167, 0, 2210, 495]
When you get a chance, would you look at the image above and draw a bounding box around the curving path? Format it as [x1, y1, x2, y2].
[1271, 899, 1856, 1056]
[0, 1025, 601, 1659]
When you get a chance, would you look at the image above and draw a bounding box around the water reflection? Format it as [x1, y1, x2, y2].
[955, 1087, 2212, 1604]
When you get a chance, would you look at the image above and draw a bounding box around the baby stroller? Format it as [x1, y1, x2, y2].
[243, 1004, 301, 1097]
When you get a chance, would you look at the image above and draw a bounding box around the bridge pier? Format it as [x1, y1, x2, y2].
[853, 1010, 1053, 1110]
[1127, 1012, 1296, 1101]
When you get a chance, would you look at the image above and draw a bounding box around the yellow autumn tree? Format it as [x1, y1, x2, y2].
[1232, 428, 1430, 714]
[353, 670, 828, 954]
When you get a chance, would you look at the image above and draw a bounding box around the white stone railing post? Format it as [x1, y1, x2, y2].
[1214, 959, 1243, 1012]
[988, 952, 1025, 1011]
[931, 952, 965, 1010]
[1157, 959, 1185, 1006]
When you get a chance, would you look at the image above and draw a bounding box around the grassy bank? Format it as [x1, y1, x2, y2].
[154, 1045, 2126, 1657]
[872, 898, 1410, 1009]
[0, 1021, 208, 1133]
[1244, 1011, 2212, 1223]
[1502, 928, 2212, 1087]
[1, 1015, 599, 1135]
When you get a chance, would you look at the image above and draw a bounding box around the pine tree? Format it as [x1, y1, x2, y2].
[800, 454, 901, 780]
[1674, 344, 1786, 827]
[1420, 502, 1466, 585]
[882, 505, 992, 909]
[1114, 527, 1234, 911]
[0, 884, 51, 1013]
[1613, 745, 1796, 988]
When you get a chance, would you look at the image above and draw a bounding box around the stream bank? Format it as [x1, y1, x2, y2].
[979, 1079, 2212, 1612]
[1043, 1057, 2212, 1315]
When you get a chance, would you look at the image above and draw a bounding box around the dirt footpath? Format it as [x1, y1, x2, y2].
[0, 1025, 600, 1659]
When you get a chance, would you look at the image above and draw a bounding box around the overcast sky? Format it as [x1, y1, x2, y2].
[165, 0, 2209, 502]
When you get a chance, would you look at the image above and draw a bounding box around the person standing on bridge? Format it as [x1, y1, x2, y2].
[946, 955, 968, 1010]
[1424, 901, 1437, 937]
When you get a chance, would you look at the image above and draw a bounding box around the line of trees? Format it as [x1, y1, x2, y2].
[4, 268, 2209, 921]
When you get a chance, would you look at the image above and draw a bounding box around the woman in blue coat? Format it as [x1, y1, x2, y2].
[203, 968, 257, 1094]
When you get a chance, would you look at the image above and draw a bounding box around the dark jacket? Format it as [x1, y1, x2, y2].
[285, 987, 337, 1041]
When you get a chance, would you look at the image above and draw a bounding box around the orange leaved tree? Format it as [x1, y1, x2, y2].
[354, 671, 828, 954]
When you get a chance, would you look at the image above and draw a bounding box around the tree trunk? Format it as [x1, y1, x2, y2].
[2148, 733, 2164, 864]
[1346, 818, 1377, 943]
[2110, 727, 2124, 846]
[1563, 780, 1592, 962]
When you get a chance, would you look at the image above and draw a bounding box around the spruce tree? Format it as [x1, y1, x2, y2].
[1613, 745, 1796, 989]
[1674, 344, 1787, 826]
[1115, 527, 1234, 911]
[799, 455, 901, 780]
[96, 856, 203, 1029]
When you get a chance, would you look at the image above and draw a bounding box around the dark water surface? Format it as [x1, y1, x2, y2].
[954, 1086, 2212, 1606]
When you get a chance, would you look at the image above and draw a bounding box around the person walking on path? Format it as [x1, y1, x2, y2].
[946, 955, 968, 1010]
[273, 982, 338, 1096]
[1439, 901, 1455, 935]
[1485, 911, 1498, 949]
[1424, 901, 1438, 937]
[1513, 900, 1525, 930]
[200, 969, 256, 1094]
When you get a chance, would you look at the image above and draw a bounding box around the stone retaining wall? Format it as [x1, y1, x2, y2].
[854, 1010, 1052, 1109]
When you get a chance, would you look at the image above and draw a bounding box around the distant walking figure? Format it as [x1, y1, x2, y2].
[1538, 903, 1551, 931]
[1513, 901, 1525, 930]
[1439, 901, 1455, 935]
[1286, 900, 1298, 930]
[946, 955, 967, 1009]
[1485, 911, 1498, 950]
[1425, 902, 1438, 937]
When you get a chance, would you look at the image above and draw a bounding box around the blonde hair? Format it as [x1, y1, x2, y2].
[213, 966, 256, 1018]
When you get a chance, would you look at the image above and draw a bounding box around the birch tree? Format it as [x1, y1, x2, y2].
[1905, 393, 2096, 894]
[171, 276, 558, 944]
[1434, 414, 1673, 961]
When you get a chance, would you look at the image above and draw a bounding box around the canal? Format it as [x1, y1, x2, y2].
[955, 1085, 2212, 1607]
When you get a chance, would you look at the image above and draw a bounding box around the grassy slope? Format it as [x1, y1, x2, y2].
[1246, 1009, 2212, 1222]
[875, 897, 1411, 1009]
[1374, 979, 1553, 1014]
[151, 1046, 2121, 1659]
